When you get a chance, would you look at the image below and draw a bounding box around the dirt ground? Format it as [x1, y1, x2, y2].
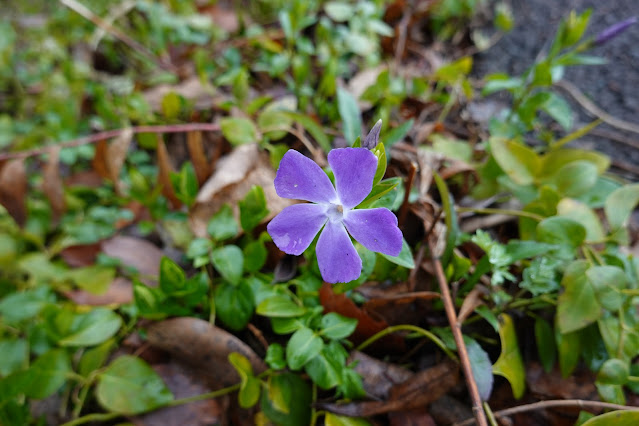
[473, 0, 639, 172]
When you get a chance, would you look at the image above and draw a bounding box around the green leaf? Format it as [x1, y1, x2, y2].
[305, 350, 341, 389]
[325, 413, 372, 426]
[541, 148, 610, 176]
[581, 410, 639, 426]
[161, 92, 181, 120]
[66, 265, 116, 294]
[239, 186, 269, 233]
[243, 239, 267, 273]
[324, 2, 354, 21]
[257, 296, 306, 318]
[229, 353, 260, 408]
[211, 245, 244, 285]
[490, 137, 540, 185]
[58, 308, 122, 347]
[220, 117, 259, 146]
[586, 266, 627, 311]
[549, 160, 598, 198]
[557, 198, 605, 242]
[159, 256, 186, 294]
[541, 92, 573, 130]
[492, 314, 525, 399]
[25, 349, 71, 399]
[320, 313, 357, 340]
[261, 372, 311, 425]
[595, 382, 625, 405]
[536, 216, 586, 248]
[286, 327, 324, 370]
[466, 338, 493, 401]
[78, 340, 115, 377]
[535, 318, 556, 373]
[265, 343, 286, 370]
[371, 142, 387, 186]
[170, 163, 198, 206]
[380, 238, 414, 269]
[282, 112, 331, 152]
[0, 286, 52, 325]
[597, 358, 629, 385]
[381, 119, 413, 148]
[0, 338, 27, 376]
[215, 281, 254, 331]
[337, 87, 362, 145]
[207, 204, 239, 241]
[557, 260, 601, 334]
[605, 183, 639, 230]
[96, 356, 173, 414]
[556, 327, 581, 377]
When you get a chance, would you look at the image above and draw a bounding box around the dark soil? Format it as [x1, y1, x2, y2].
[473, 0, 639, 171]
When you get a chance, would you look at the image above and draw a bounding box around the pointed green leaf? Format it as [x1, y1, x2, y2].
[492, 314, 525, 399]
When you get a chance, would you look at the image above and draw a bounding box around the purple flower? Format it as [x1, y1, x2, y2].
[267, 148, 403, 283]
[594, 17, 637, 45]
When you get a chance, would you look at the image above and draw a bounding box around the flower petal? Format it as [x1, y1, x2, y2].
[267, 204, 328, 255]
[316, 220, 362, 283]
[328, 148, 378, 209]
[343, 208, 402, 256]
[274, 150, 337, 203]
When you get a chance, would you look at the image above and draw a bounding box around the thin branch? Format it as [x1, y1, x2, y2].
[59, 0, 176, 72]
[453, 399, 639, 426]
[429, 239, 488, 426]
[0, 123, 221, 161]
[555, 80, 639, 135]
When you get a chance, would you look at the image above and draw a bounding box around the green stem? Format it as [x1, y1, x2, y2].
[165, 383, 241, 407]
[457, 207, 544, 222]
[60, 412, 122, 426]
[355, 324, 458, 361]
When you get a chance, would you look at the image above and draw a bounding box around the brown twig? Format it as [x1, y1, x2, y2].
[59, 0, 176, 72]
[555, 80, 639, 135]
[0, 123, 221, 161]
[428, 239, 488, 426]
[453, 399, 639, 426]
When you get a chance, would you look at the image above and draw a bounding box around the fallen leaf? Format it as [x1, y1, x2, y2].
[319, 283, 405, 352]
[42, 146, 66, 220]
[146, 317, 267, 387]
[389, 410, 436, 426]
[132, 361, 228, 426]
[0, 159, 28, 226]
[144, 77, 224, 113]
[60, 242, 102, 267]
[187, 131, 211, 185]
[190, 143, 292, 237]
[101, 236, 164, 285]
[107, 127, 133, 194]
[156, 136, 181, 209]
[65, 170, 104, 188]
[92, 139, 110, 179]
[317, 360, 458, 417]
[349, 351, 412, 399]
[64, 277, 133, 306]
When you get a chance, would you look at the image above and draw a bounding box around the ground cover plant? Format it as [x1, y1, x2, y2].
[1, 1, 639, 425]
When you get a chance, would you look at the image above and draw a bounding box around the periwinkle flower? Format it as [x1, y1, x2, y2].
[594, 17, 637, 45]
[267, 148, 403, 283]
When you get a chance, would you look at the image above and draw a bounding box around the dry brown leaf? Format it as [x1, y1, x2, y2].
[101, 236, 164, 285]
[317, 360, 458, 417]
[458, 287, 486, 324]
[92, 139, 110, 179]
[190, 143, 292, 237]
[65, 170, 104, 188]
[107, 126, 133, 194]
[187, 131, 211, 185]
[156, 136, 181, 209]
[64, 277, 133, 306]
[0, 158, 28, 226]
[146, 317, 267, 387]
[132, 361, 228, 426]
[42, 146, 66, 220]
[60, 242, 102, 267]
[319, 283, 406, 352]
[350, 351, 413, 399]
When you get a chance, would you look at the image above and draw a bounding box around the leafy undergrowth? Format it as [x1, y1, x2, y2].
[1, 1, 639, 425]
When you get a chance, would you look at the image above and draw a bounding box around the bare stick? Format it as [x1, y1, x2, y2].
[453, 399, 639, 426]
[428, 240, 488, 426]
[0, 123, 221, 161]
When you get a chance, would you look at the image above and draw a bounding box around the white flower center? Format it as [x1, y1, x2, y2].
[326, 203, 344, 223]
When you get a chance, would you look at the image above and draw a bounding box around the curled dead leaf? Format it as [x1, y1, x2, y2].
[187, 131, 211, 185]
[156, 136, 181, 209]
[190, 143, 292, 237]
[146, 317, 267, 387]
[101, 236, 164, 285]
[42, 146, 66, 220]
[0, 158, 28, 226]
